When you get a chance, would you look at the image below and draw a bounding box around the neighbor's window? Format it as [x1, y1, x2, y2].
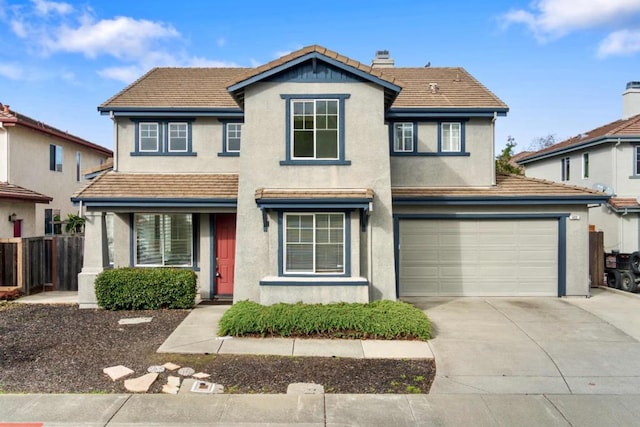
[135, 213, 192, 267]
[635, 146, 640, 175]
[139, 122, 160, 152]
[561, 157, 570, 181]
[76, 152, 81, 182]
[441, 122, 461, 152]
[284, 213, 344, 274]
[226, 123, 242, 152]
[292, 99, 338, 159]
[168, 123, 188, 152]
[582, 152, 589, 179]
[49, 144, 63, 172]
[393, 123, 414, 152]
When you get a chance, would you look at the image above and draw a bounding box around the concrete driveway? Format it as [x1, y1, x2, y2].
[406, 288, 640, 395]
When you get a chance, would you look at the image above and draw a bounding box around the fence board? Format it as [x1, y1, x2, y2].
[54, 235, 84, 291]
[589, 231, 604, 287]
[0, 242, 17, 286]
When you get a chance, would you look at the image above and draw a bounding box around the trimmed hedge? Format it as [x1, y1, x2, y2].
[218, 300, 431, 340]
[95, 267, 197, 310]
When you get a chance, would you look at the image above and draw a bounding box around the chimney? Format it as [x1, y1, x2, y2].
[371, 50, 394, 68]
[3, 104, 9, 113]
[622, 81, 640, 119]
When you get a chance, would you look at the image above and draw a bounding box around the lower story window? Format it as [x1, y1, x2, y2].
[285, 213, 344, 274]
[135, 213, 192, 266]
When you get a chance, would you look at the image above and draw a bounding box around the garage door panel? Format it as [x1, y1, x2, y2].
[399, 219, 558, 297]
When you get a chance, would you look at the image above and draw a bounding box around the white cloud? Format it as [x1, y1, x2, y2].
[45, 16, 179, 59]
[597, 29, 640, 57]
[0, 63, 23, 79]
[97, 65, 144, 83]
[188, 56, 238, 67]
[32, 0, 73, 16]
[502, 0, 640, 40]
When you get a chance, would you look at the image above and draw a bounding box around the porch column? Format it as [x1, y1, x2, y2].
[78, 211, 109, 308]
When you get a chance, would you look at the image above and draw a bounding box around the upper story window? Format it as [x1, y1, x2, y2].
[635, 146, 640, 176]
[582, 152, 589, 179]
[49, 144, 63, 172]
[284, 212, 345, 275]
[76, 152, 81, 182]
[226, 123, 241, 153]
[392, 123, 415, 153]
[441, 122, 462, 152]
[561, 157, 570, 181]
[131, 119, 195, 156]
[168, 123, 188, 152]
[280, 94, 351, 165]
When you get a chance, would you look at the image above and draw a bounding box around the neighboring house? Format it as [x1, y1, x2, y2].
[74, 46, 607, 308]
[518, 81, 640, 254]
[0, 103, 113, 238]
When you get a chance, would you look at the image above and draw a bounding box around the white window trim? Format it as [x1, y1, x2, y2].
[283, 212, 345, 275]
[139, 122, 160, 152]
[134, 213, 193, 267]
[291, 99, 340, 160]
[167, 122, 188, 153]
[226, 123, 242, 153]
[393, 123, 414, 152]
[441, 122, 461, 152]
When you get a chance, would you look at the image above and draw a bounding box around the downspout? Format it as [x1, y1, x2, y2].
[110, 111, 118, 172]
[367, 207, 373, 299]
[491, 112, 497, 185]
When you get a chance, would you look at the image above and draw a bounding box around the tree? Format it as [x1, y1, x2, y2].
[528, 134, 556, 151]
[496, 136, 524, 175]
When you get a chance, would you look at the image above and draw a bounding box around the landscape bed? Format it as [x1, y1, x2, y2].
[0, 303, 435, 394]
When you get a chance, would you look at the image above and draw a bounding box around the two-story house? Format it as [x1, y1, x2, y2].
[518, 82, 640, 254]
[74, 46, 607, 308]
[0, 103, 112, 238]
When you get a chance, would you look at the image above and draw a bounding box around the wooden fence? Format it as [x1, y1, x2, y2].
[0, 235, 83, 294]
[589, 231, 604, 288]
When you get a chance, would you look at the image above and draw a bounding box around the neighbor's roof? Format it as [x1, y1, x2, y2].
[519, 114, 640, 163]
[0, 182, 52, 203]
[609, 197, 640, 211]
[100, 45, 507, 111]
[392, 174, 608, 202]
[73, 172, 238, 201]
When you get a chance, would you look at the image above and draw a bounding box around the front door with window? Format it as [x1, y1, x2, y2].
[215, 214, 236, 295]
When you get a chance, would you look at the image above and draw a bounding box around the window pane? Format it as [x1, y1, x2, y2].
[168, 123, 188, 152]
[55, 145, 63, 171]
[293, 102, 304, 115]
[317, 116, 327, 129]
[136, 214, 162, 265]
[316, 130, 338, 158]
[327, 101, 338, 115]
[293, 131, 314, 157]
[442, 123, 461, 152]
[136, 214, 192, 266]
[164, 214, 192, 265]
[293, 116, 304, 130]
[327, 115, 338, 129]
[316, 244, 343, 273]
[286, 244, 313, 271]
[317, 100, 327, 114]
[140, 123, 159, 151]
[227, 123, 241, 152]
[636, 147, 640, 175]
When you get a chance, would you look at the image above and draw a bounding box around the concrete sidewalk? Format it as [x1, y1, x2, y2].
[3, 393, 640, 426]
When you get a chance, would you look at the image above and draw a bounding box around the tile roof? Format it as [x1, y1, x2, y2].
[0, 103, 112, 156]
[0, 182, 52, 203]
[73, 172, 238, 200]
[255, 188, 374, 200]
[82, 158, 113, 176]
[519, 114, 640, 162]
[383, 67, 507, 109]
[99, 46, 507, 111]
[609, 197, 640, 210]
[392, 174, 606, 198]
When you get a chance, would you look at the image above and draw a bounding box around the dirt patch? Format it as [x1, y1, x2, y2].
[0, 303, 434, 394]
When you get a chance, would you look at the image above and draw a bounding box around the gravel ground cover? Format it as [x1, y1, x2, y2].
[0, 303, 435, 394]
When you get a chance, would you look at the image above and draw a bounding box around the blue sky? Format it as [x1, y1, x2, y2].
[1, 0, 640, 153]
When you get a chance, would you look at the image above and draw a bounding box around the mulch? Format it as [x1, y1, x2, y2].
[0, 303, 435, 394]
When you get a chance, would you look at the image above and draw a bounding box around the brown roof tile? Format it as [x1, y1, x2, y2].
[74, 172, 238, 199]
[520, 114, 640, 161]
[100, 46, 506, 111]
[0, 182, 52, 203]
[255, 188, 374, 200]
[392, 174, 605, 198]
[609, 197, 640, 209]
[82, 158, 113, 176]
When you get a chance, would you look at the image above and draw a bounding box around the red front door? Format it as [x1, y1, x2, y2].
[215, 214, 236, 295]
[13, 219, 22, 238]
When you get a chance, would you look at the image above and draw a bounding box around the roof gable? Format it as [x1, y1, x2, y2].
[519, 114, 640, 164]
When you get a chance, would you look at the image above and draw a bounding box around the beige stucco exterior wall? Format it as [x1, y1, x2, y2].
[0, 201, 36, 238]
[7, 126, 110, 236]
[390, 118, 495, 187]
[115, 118, 239, 173]
[393, 204, 591, 296]
[233, 81, 396, 304]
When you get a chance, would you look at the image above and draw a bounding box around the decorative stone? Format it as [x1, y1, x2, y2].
[124, 372, 158, 393]
[103, 365, 134, 381]
[118, 317, 153, 325]
[177, 367, 195, 376]
[287, 383, 325, 395]
[163, 362, 180, 371]
[167, 376, 181, 387]
[147, 365, 166, 373]
[192, 372, 211, 379]
[162, 384, 179, 394]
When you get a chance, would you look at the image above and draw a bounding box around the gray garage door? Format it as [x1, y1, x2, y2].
[398, 219, 558, 296]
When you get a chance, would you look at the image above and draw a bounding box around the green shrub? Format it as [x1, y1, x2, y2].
[95, 267, 197, 310]
[218, 300, 431, 340]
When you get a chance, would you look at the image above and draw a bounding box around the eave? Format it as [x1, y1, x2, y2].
[386, 107, 508, 119]
[98, 107, 244, 118]
[392, 195, 610, 206]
